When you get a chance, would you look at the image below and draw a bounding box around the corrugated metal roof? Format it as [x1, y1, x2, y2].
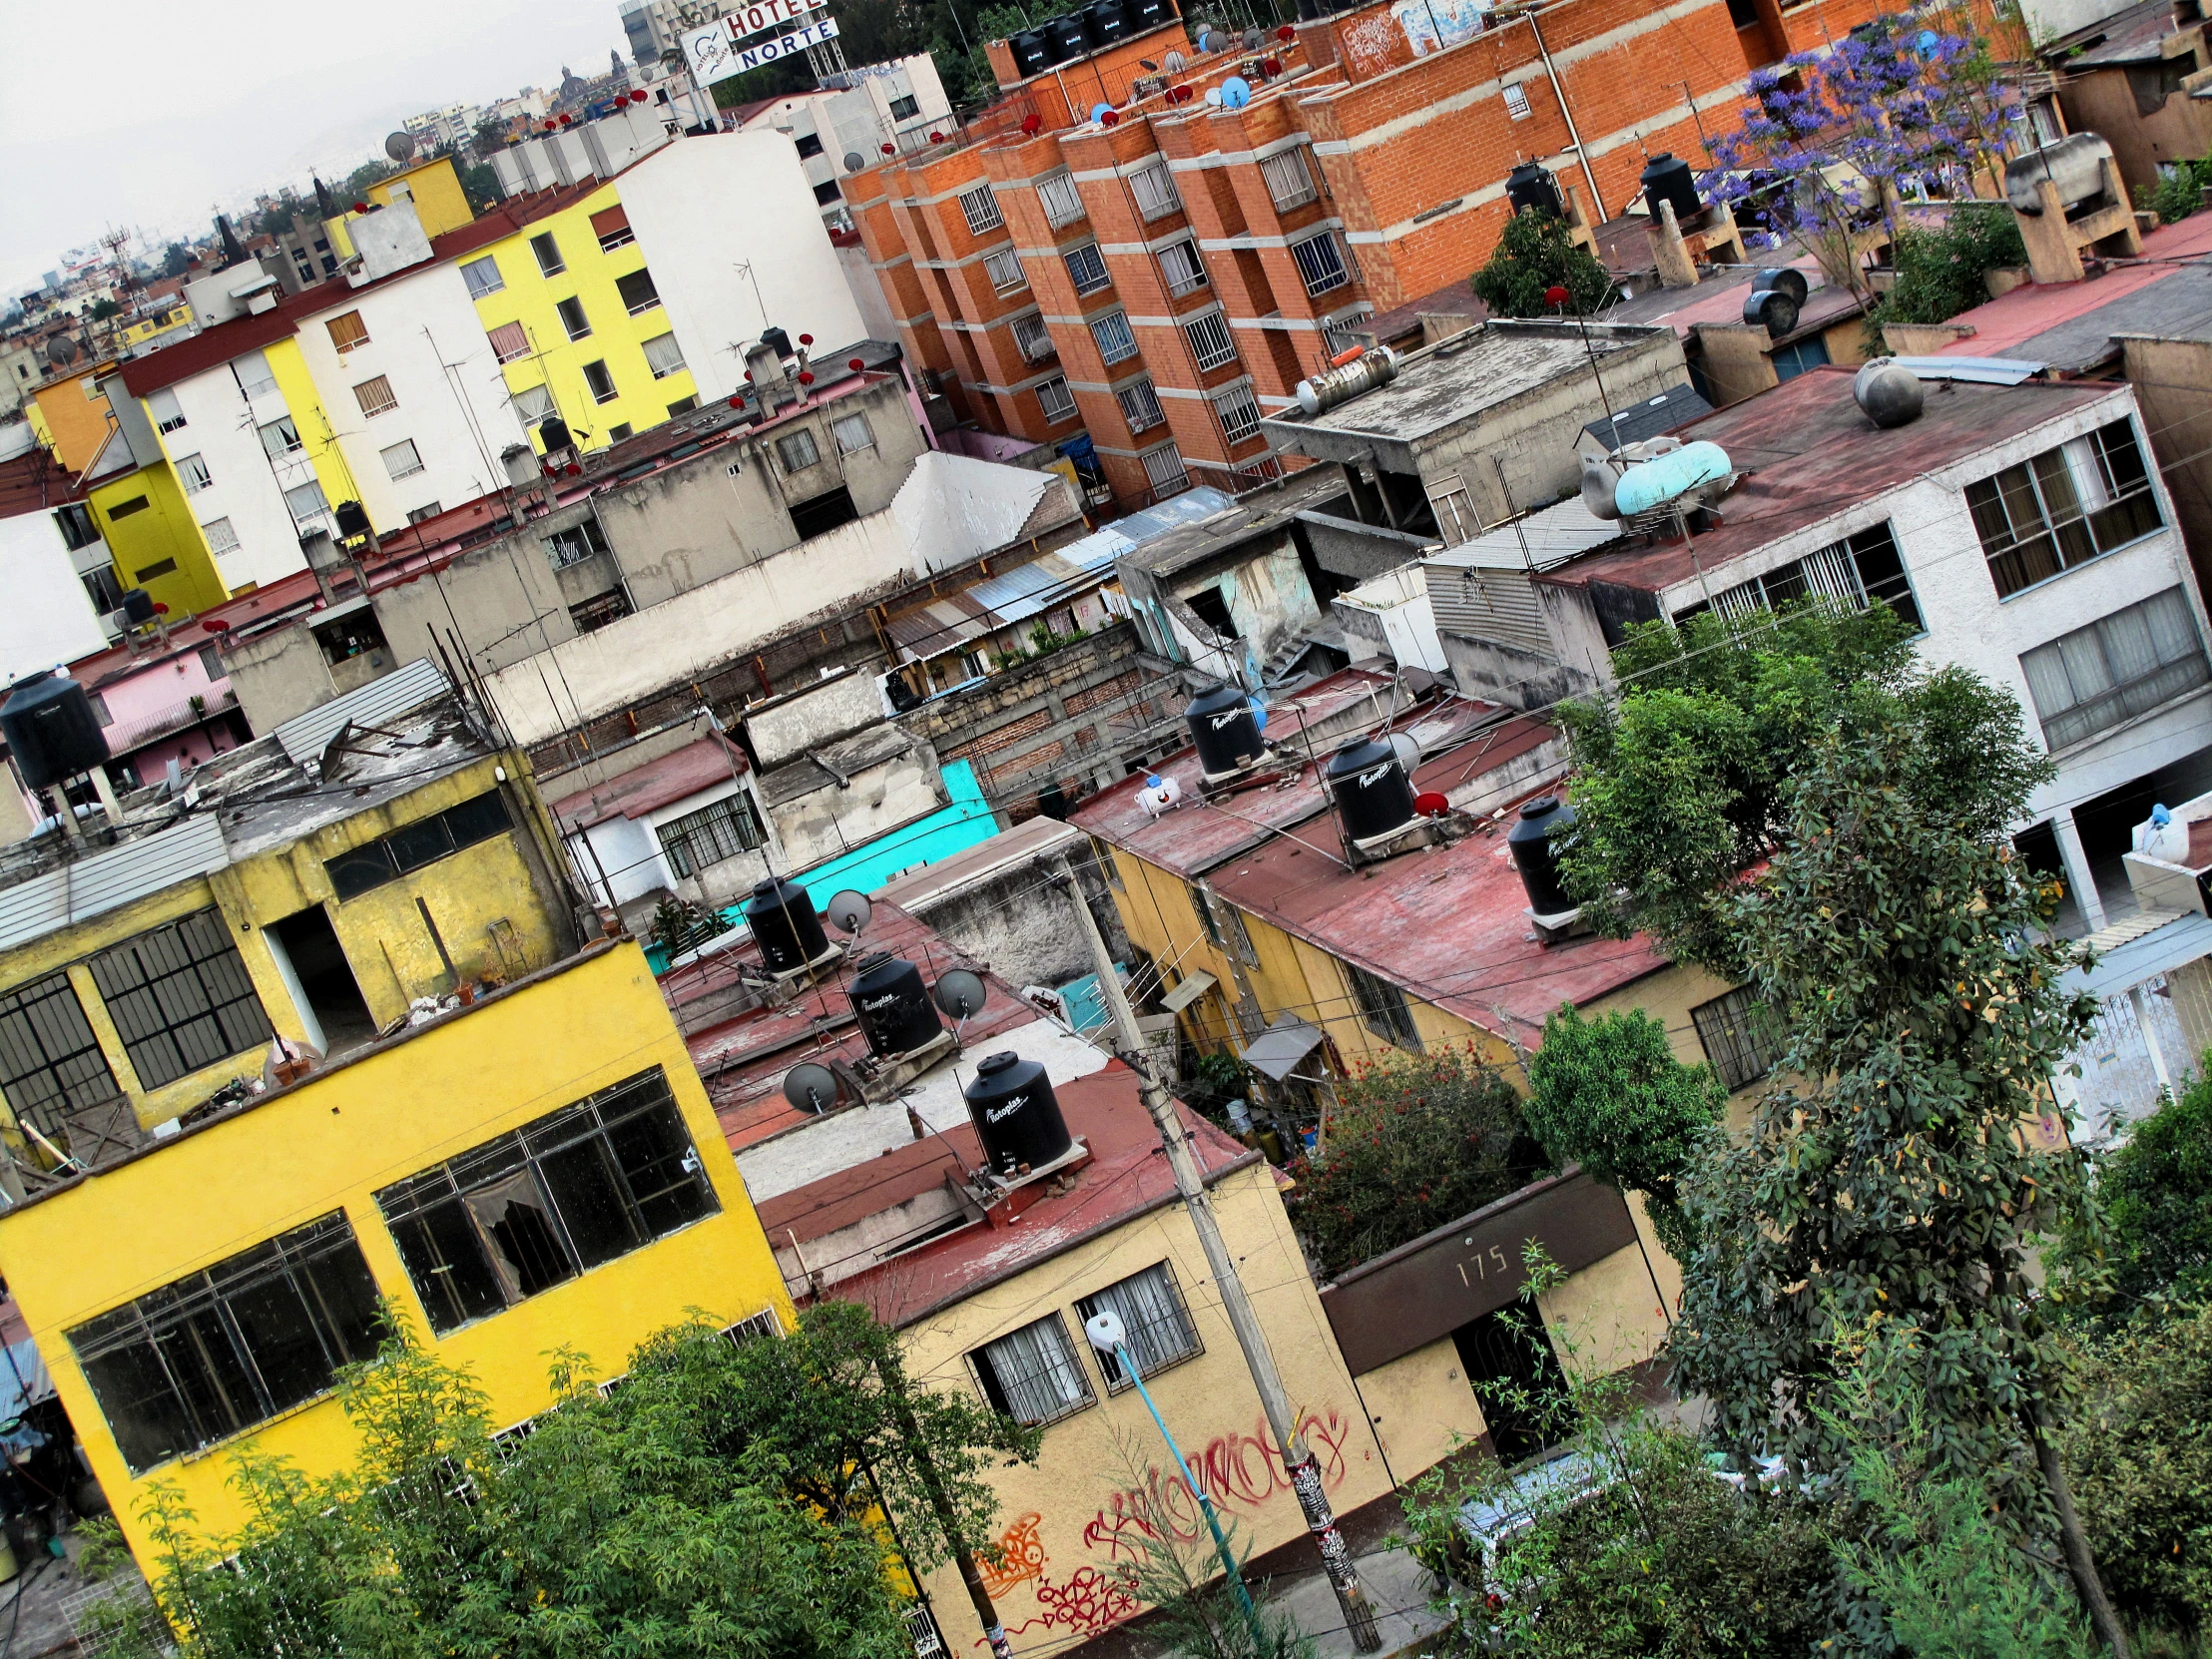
[0, 815, 231, 953]
[1426, 498, 1621, 571]
[2063, 909, 2212, 1000]
[273, 659, 449, 766]
[1112, 486, 1238, 542]
[1890, 355, 2045, 385]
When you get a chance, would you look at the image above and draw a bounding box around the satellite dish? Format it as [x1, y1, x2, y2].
[824, 888, 872, 936]
[783, 1061, 841, 1114]
[1220, 76, 1252, 108]
[1164, 48, 1187, 70]
[1197, 28, 1223, 51]
[46, 335, 80, 368]
[843, 151, 866, 172]
[384, 130, 416, 163]
[1388, 731, 1420, 774]
[1205, 87, 1224, 106]
[933, 968, 988, 1020]
[1090, 101, 1114, 124]
[1243, 25, 1266, 48]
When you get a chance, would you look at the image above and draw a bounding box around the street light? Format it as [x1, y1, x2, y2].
[1082, 1310, 1268, 1646]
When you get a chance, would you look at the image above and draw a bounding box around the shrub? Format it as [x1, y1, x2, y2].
[1470, 207, 1614, 318]
[2088, 1066, 2212, 1312]
[1875, 202, 2027, 327]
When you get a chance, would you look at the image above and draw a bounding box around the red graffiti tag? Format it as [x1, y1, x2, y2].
[1080, 1406, 1354, 1559]
[984, 1566, 1141, 1641]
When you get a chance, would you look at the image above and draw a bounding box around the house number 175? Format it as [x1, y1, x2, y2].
[1457, 1243, 1510, 1286]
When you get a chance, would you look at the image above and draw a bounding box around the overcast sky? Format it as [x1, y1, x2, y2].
[0, 0, 633, 300]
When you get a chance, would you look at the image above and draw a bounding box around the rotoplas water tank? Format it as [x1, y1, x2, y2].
[848, 951, 943, 1057]
[1506, 796, 1578, 917]
[1185, 685, 1265, 776]
[0, 672, 111, 792]
[1326, 737, 1418, 842]
[963, 1051, 1074, 1175]
[745, 876, 829, 973]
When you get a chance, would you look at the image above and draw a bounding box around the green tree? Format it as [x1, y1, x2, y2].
[2057, 1068, 2212, 1313]
[1871, 202, 2027, 329]
[1469, 207, 1613, 318]
[1290, 1043, 1540, 1278]
[1522, 1005, 1724, 1261]
[88, 297, 121, 321]
[160, 242, 193, 277]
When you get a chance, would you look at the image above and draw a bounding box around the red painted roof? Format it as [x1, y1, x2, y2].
[549, 733, 750, 828]
[1933, 212, 2212, 360]
[0, 447, 83, 521]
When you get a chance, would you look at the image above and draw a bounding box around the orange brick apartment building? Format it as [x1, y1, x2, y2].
[849, 0, 1906, 504]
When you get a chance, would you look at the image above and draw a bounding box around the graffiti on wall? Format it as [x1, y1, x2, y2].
[977, 1512, 1047, 1596]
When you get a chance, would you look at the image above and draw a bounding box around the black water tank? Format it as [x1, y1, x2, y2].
[1046, 14, 1091, 59]
[122, 588, 158, 627]
[1, 673, 110, 792]
[745, 875, 829, 973]
[539, 414, 574, 452]
[1326, 737, 1417, 843]
[964, 1051, 1074, 1176]
[1639, 153, 1701, 226]
[1507, 795, 1578, 917]
[848, 951, 943, 1057]
[1186, 685, 1264, 777]
[333, 499, 371, 541]
[1504, 161, 1562, 220]
[1087, 0, 1133, 44]
[760, 324, 795, 360]
[1010, 28, 1052, 74]
[1129, 0, 1170, 26]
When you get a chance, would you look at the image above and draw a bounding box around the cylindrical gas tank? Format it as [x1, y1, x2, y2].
[0, 672, 110, 792]
[964, 1051, 1074, 1176]
[1505, 161, 1562, 221]
[1639, 153, 1701, 226]
[745, 876, 829, 973]
[1507, 795, 1578, 917]
[1295, 347, 1396, 418]
[1185, 685, 1264, 776]
[1612, 440, 1732, 519]
[848, 951, 943, 1057]
[1326, 737, 1417, 842]
[2005, 134, 2115, 215]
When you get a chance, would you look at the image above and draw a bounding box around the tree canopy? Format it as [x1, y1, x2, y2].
[1470, 206, 1613, 318]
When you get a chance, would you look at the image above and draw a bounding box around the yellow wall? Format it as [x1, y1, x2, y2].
[86, 463, 226, 618]
[366, 156, 475, 240]
[0, 941, 790, 1568]
[466, 185, 701, 452]
[116, 309, 194, 354]
[30, 371, 116, 475]
[265, 336, 367, 528]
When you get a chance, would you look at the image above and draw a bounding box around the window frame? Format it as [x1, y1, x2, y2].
[353, 376, 398, 418]
[983, 247, 1027, 294]
[176, 452, 213, 493]
[557, 296, 593, 341]
[1689, 985, 1784, 1092]
[1116, 377, 1165, 434]
[1259, 148, 1318, 212]
[966, 1312, 1095, 1427]
[488, 320, 532, 364]
[1036, 376, 1077, 422]
[642, 332, 688, 380]
[1290, 231, 1351, 297]
[1012, 313, 1056, 363]
[259, 414, 302, 459]
[1038, 171, 1085, 229]
[200, 516, 241, 556]
[381, 438, 426, 480]
[460, 256, 505, 298]
[1346, 959, 1421, 1051]
[531, 233, 566, 276]
[831, 411, 875, 455]
[1966, 417, 2163, 599]
[326, 311, 369, 353]
[1127, 162, 1181, 222]
[615, 268, 662, 316]
[1090, 311, 1138, 366]
[1076, 1263, 1203, 1392]
[1140, 443, 1189, 496]
[0, 971, 123, 1137]
[1159, 239, 1208, 296]
[87, 909, 274, 1090]
[657, 793, 768, 878]
[322, 791, 513, 900]
[1213, 382, 1263, 444]
[777, 427, 823, 473]
[2018, 584, 2212, 751]
[1064, 243, 1111, 296]
[148, 387, 188, 434]
[582, 360, 618, 404]
[1185, 311, 1237, 372]
[958, 184, 1005, 236]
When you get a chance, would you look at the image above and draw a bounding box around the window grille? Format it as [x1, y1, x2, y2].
[570, 589, 633, 633]
[1260, 149, 1317, 211]
[1347, 959, 1420, 1050]
[1076, 1264, 1201, 1390]
[1090, 311, 1138, 365]
[1127, 163, 1180, 221]
[1116, 378, 1164, 433]
[1291, 233, 1350, 296]
[1966, 418, 2162, 597]
[1036, 376, 1076, 421]
[1679, 520, 1923, 635]
[2020, 585, 2212, 751]
[1038, 172, 1085, 228]
[1013, 313, 1056, 362]
[1213, 382, 1263, 443]
[322, 791, 513, 899]
[1503, 83, 1531, 119]
[0, 973, 122, 1137]
[1064, 244, 1110, 295]
[958, 184, 1004, 235]
[1690, 986, 1784, 1091]
[968, 1313, 1093, 1425]
[1185, 311, 1237, 371]
[1141, 444, 1189, 495]
[657, 793, 767, 877]
[88, 910, 272, 1090]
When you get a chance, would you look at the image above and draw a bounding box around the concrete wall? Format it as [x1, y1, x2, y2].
[0, 508, 110, 683]
[1438, 627, 1589, 709]
[894, 837, 1132, 989]
[2059, 53, 2212, 199]
[2119, 334, 2212, 605]
[746, 665, 884, 769]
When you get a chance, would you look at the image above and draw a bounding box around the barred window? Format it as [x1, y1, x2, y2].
[1077, 1263, 1201, 1390]
[88, 910, 272, 1090]
[958, 184, 1004, 235]
[1185, 311, 1237, 371]
[1116, 377, 1165, 434]
[0, 972, 122, 1136]
[1038, 172, 1085, 228]
[657, 793, 767, 877]
[1141, 444, 1188, 496]
[1012, 313, 1056, 362]
[1159, 239, 1207, 296]
[322, 792, 513, 900]
[1291, 232, 1350, 296]
[1064, 243, 1111, 295]
[1690, 986, 1784, 1092]
[1213, 382, 1263, 443]
[1128, 162, 1180, 221]
[376, 1068, 719, 1334]
[1036, 376, 1076, 421]
[968, 1313, 1093, 1426]
[2020, 585, 2212, 751]
[461, 256, 504, 298]
[69, 1213, 382, 1474]
[983, 248, 1026, 292]
[643, 332, 688, 379]
[1260, 148, 1317, 211]
[1090, 311, 1138, 366]
[777, 427, 822, 472]
[1966, 418, 2162, 597]
[1347, 959, 1419, 1050]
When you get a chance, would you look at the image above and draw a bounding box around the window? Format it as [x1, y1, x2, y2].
[407, 503, 443, 524]
[583, 360, 618, 403]
[133, 559, 177, 582]
[259, 415, 302, 459]
[1036, 376, 1076, 421]
[1967, 418, 2162, 597]
[105, 496, 150, 522]
[375, 1068, 719, 1335]
[1260, 149, 1317, 211]
[1116, 377, 1164, 434]
[0, 972, 122, 1137]
[460, 256, 505, 298]
[546, 518, 612, 569]
[1347, 959, 1420, 1050]
[888, 93, 921, 120]
[87, 910, 273, 1090]
[82, 564, 123, 615]
[1678, 520, 1923, 635]
[570, 589, 634, 632]
[591, 205, 635, 252]
[532, 233, 566, 276]
[513, 384, 555, 427]
[322, 791, 512, 900]
[831, 412, 875, 454]
[958, 184, 1004, 235]
[666, 393, 700, 417]
[1691, 986, 1784, 1092]
[1160, 239, 1207, 296]
[1077, 1264, 1201, 1389]
[69, 1214, 382, 1474]
[642, 332, 688, 380]
[1012, 313, 1056, 362]
[353, 376, 398, 417]
[1291, 232, 1351, 296]
[381, 439, 425, 480]
[201, 517, 240, 555]
[967, 1313, 1093, 1426]
[557, 297, 593, 340]
[983, 248, 1026, 293]
[777, 427, 822, 471]
[1213, 382, 1263, 443]
[2020, 585, 2212, 751]
[1770, 333, 1830, 381]
[658, 793, 768, 877]
[488, 320, 531, 363]
[234, 351, 278, 398]
[616, 269, 661, 316]
[285, 479, 331, 524]
[1038, 172, 1085, 228]
[1128, 162, 1180, 221]
[1185, 311, 1237, 371]
[814, 180, 843, 206]
[1187, 879, 1223, 946]
[326, 311, 369, 353]
[1503, 82, 1532, 119]
[1427, 475, 1478, 544]
[54, 503, 100, 550]
[1141, 444, 1189, 496]
[1090, 311, 1138, 365]
[176, 453, 212, 493]
[1064, 243, 1111, 295]
[148, 387, 187, 434]
[791, 484, 858, 538]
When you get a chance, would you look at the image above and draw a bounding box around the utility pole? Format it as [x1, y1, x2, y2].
[1055, 860, 1382, 1652]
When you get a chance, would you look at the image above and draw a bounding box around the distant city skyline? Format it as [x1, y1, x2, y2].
[0, 0, 633, 302]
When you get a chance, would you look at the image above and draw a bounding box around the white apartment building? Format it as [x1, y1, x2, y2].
[728, 57, 952, 228]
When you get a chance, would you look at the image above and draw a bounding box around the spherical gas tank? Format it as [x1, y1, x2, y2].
[963, 1051, 1074, 1176]
[1186, 684, 1265, 776]
[0, 672, 110, 792]
[745, 876, 829, 973]
[848, 951, 943, 1057]
[1325, 737, 1417, 842]
[1506, 795, 1578, 918]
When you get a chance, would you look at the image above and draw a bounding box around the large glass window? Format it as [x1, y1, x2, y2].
[0, 972, 122, 1136]
[2019, 585, 2212, 751]
[657, 794, 767, 877]
[1076, 1263, 1201, 1390]
[88, 911, 272, 1090]
[323, 791, 512, 900]
[375, 1068, 719, 1334]
[69, 1213, 383, 1474]
[967, 1312, 1093, 1426]
[1966, 418, 2162, 597]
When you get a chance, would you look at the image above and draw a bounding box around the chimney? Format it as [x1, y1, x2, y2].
[745, 335, 794, 410]
[1652, 199, 1701, 289]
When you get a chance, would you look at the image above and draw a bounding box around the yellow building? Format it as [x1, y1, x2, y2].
[363, 154, 476, 240]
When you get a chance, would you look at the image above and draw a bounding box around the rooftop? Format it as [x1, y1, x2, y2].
[1117, 467, 1346, 581]
[548, 732, 749, 830]
[1928, 213, 2212, 369]
[2058, 0, 2185, 65]
[0, 446, 85, 521]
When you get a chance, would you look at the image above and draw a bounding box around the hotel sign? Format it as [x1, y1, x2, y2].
[684, 0, 840, 86]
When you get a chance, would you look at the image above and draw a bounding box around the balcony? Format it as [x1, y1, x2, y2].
[105, 686, 240, 757]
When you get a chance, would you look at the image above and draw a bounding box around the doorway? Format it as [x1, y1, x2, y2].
[268, 907, 377, 1058]
[1452, 1297, 1570, 1466]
